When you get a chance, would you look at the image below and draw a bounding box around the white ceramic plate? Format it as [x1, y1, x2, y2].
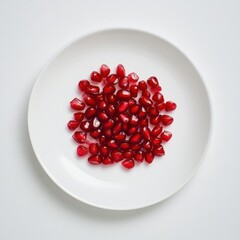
[28, 29, 212, 210]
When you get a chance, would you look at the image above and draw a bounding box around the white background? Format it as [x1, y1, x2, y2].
[1, 0, 240, 239]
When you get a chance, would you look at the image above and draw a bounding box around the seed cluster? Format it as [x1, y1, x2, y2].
[67, 64, 176, 169]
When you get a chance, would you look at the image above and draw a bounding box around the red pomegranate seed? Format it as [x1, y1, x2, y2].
[129, 104, 140, 115]
[98, 100, 107, 110]
[118, 77, 129, 89]
[85, 107, 97, 119]
[134, 151, 144, 163]
[84, 95, 96, 106]
[139, 119, 148, 127]
[128, 126, 137, 135]
[119, 113, 129, 124]
[151, 124, 163, 137]
[102, 129, 112, 138]
[132, 144, 141, 151]
[138, 107, 147, 119]
[122, 159, 135, 169]
[100, 64, 110, 77]
[118, 101, 129, 113]
[85, 85, 100, 94]
[70, 98, 85, 110]
[142, 141, 152, 151]
[111, 150, 124, 162]
[160, 130, 172, 142]
[148, 106, 159, 117]
[99, 135, 107, 144]
[162, 115, 173, 126]
[67, 120, 79, 130]
[128, 72, 139, 83]
[102, 119, 114, 129]
[155, 103, 165, 111]
[72, 131, 87, 143]
[138, 80, 147, 91]
[99, 145, 110, 156]
[147, 76, 159, 88]
[120, 142, 130, 150]
[152, 137, 162, 146]
[116, 90, 131, 100]
[141, 127, 151, 140]
[102, 156, 113, 165]
[107, 139, 118, 149]
[114, 132, 126, 141]
[150, 115, 161, 125]
[106, 74, 118, 84]
[142, 90, 150, 98]
[90, 129, 101, 139]
[77, 145, 88, 156]
[122, 124, 128, 131]
[103, 85, 116, 94]
[123, 150, 134, 159]
[97, 112, 108, 122]
[128, 98, 137, 106]
[139, 96, 153, 107]
[129, 115, 138, 126]
[116, 64, 125, 77]
[80, 121, 93, 132]
[153, 145, 165, 156]
[93, 93, 104, 101]
[74, 112, 84, 122]
[130, 84, 138, 97]
[129, 133, 142, 144]
[106, 94, 117, 104]
[145, 152, 154, 163]
[113, 123, 122, 135]
[105, 104, 116, 116]
[89, 143, 99, 154]
[88, 155, 102, 165]
[78, 80, 90, 91]
[152, 92, 164, 103]
[165, 101, 177, 111]
[91, 71, 102, 82]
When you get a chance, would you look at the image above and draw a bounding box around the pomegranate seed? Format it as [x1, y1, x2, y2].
[85, 85, 100, 94]
[67, 120, 79, 130]
[88, 155, 102, 165]
[162, 115, 173, 126]
[116, 64, 125, 77]
[106, 94, 117, 104]
[152, 137, 162, 146]
[74, 112, 84, 122]
[78, 80, 90, 91]
[130, 84, 138, 97]
[113, 123, 122, 135]
[89, 143, 99, 154]
[85, 107, 97, 119]
[128, 126, 137, 135]
[138, 107, 147, 118]
[129, 104, 140, 115]
[155, 103, 165, 111]
[122, 124, 128, 131]
[123, 150, 134, 159]
[77, 145, 88, 156]
[129, 115, 138, 126]
[100, 64, 110, 77]
[129, 133, 142, 144]
[111, 150, 124, 162]
[90, 129, 101, 139]
[114, 132, 126, 141]
[122, 159, 135, 169]
[139, 96, 153, 107]
[102, 129, 112, 138]
[97, 112, 108, 122]
[139, 119, 148, 127]
[99, 135, 107, 144]
[116, 90, 131, 101]
[100, 145, 110, 156]
[132, 144, 141, 151]
[150, 115, 161, 125]
[134, 151, 144, 163]
[151, 124, 163, 137]
[93, 93, 104, 101]
[148, 106, 159, 117]
[107, 139, 118, 149]
[142, 90, 150, 98]
[128, 72, 139, 83]
[102, 156, 113, 165]
[103, 85, 116, 94]
[102, 119, 114, 129]
[147, 76, 159, 88]
[128, 98, 137, 106]
[106, 74, 118, 84]
[98, 100, 107, 110]
[118, 76, 129, 89]
[142, 141, 152, 151]
[160, 130, 172, 142]
[138, 80, 147, 91]
[91, 71, 102, 82]
[80, 121, 92, 132]
[141, 127, 151, 140]
[152, 92, 164, 103]
[145, 152, 154, 163]
[119, 113, 129, 124]
[84, 95, 96, 106]
[165, 101, 177, 111]
[70, 98, 85, 110]
[120, 142, 130, 150]
[118, 101, 129, 113]
[153, 145, 165, 156]
[72, 131, 87, 143]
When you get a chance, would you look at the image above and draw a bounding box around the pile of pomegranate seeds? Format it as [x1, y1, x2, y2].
[67, 64, 176, 169]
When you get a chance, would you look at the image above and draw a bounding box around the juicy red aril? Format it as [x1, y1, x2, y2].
[162, 115, 174, 126]
[103, 85, 116, 94]
[132, 144, 141, 151]
[93, 93, 104, 101]
[114, 132, 126, 141]
[150, 115, 161, 125]
[85, 85, 100, 94]
[142, 90, 150, 98]
[106, 104, 116, 116]
[107, 139, 118, 149]
[117, 90, 131, 101]
[128, 72, 139, 83]
[129, 104, 140, 115]
[118, 101, 129, 113]
[90, 129, 101, 139]
[68, 120, 79, 130]
[102, 156, 113, 165]
[141, 127, 151, 140]
[129, 115, 138, 126]
[70, 98, 85, 110]
[122, 159, 135, 169]
[155, 103, 165, 111]
[88, 155, 102, 165]
[74, 112, 84, 122]
[85, 107, 97, 119]
[153, 145, 165, 156]
[139, 118, 148, 127]
[100, 64, 110, 77]
[106, 74, 118, 84]
[151, 124, 163, 137]
[91, 71, 102, 82]
[152, 137, 162, 146]
[100, 145, 109, 156]
[128, 126, 137, 135]
[106, 94, 117, 104]
[139, 96, 153, 107]
[84, 95, 96, 106]
[89, 143, 99, 155]
[73, 131, 87, 143]
[102, 119, 114, 129]
[145, 152, 154, 163]
[102, 129, 112, 138]
[128, 98, 137, 106]
[165, 101, 177, 111]
[77, 145, 88, 156]
[138, 107, 147, 118]
[98, 100, 107, 110]
[138, 80, 147, 91]
[129, 133, 142, 144]
[97, 112, 108, 122]
[142, 141, 152, 151]
[99, 135, 107, 144]
[111, 150, 123, 162]
[130, 84, 138, 97]
[134, 151, 144, 163]
[78, 80, 90, 91]
[152, 92, 164, 103]
[160, 130, 172, 142]
[123, 150, 134, 159]
[118, 77, 129, 89]
[119, 113, 129, 124]
[147, 76, 159, 88]
[116, 64, 125, 77]
[120, 142, 130, 150]
[113, 123, 122, 135]
[122, 124, 128, 132]
[80, 121, 93, 132]
[148, 106, 159, 117]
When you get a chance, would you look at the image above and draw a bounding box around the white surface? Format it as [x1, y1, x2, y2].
[1, 0, 240, 239]
[28, 29, 212, 210]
